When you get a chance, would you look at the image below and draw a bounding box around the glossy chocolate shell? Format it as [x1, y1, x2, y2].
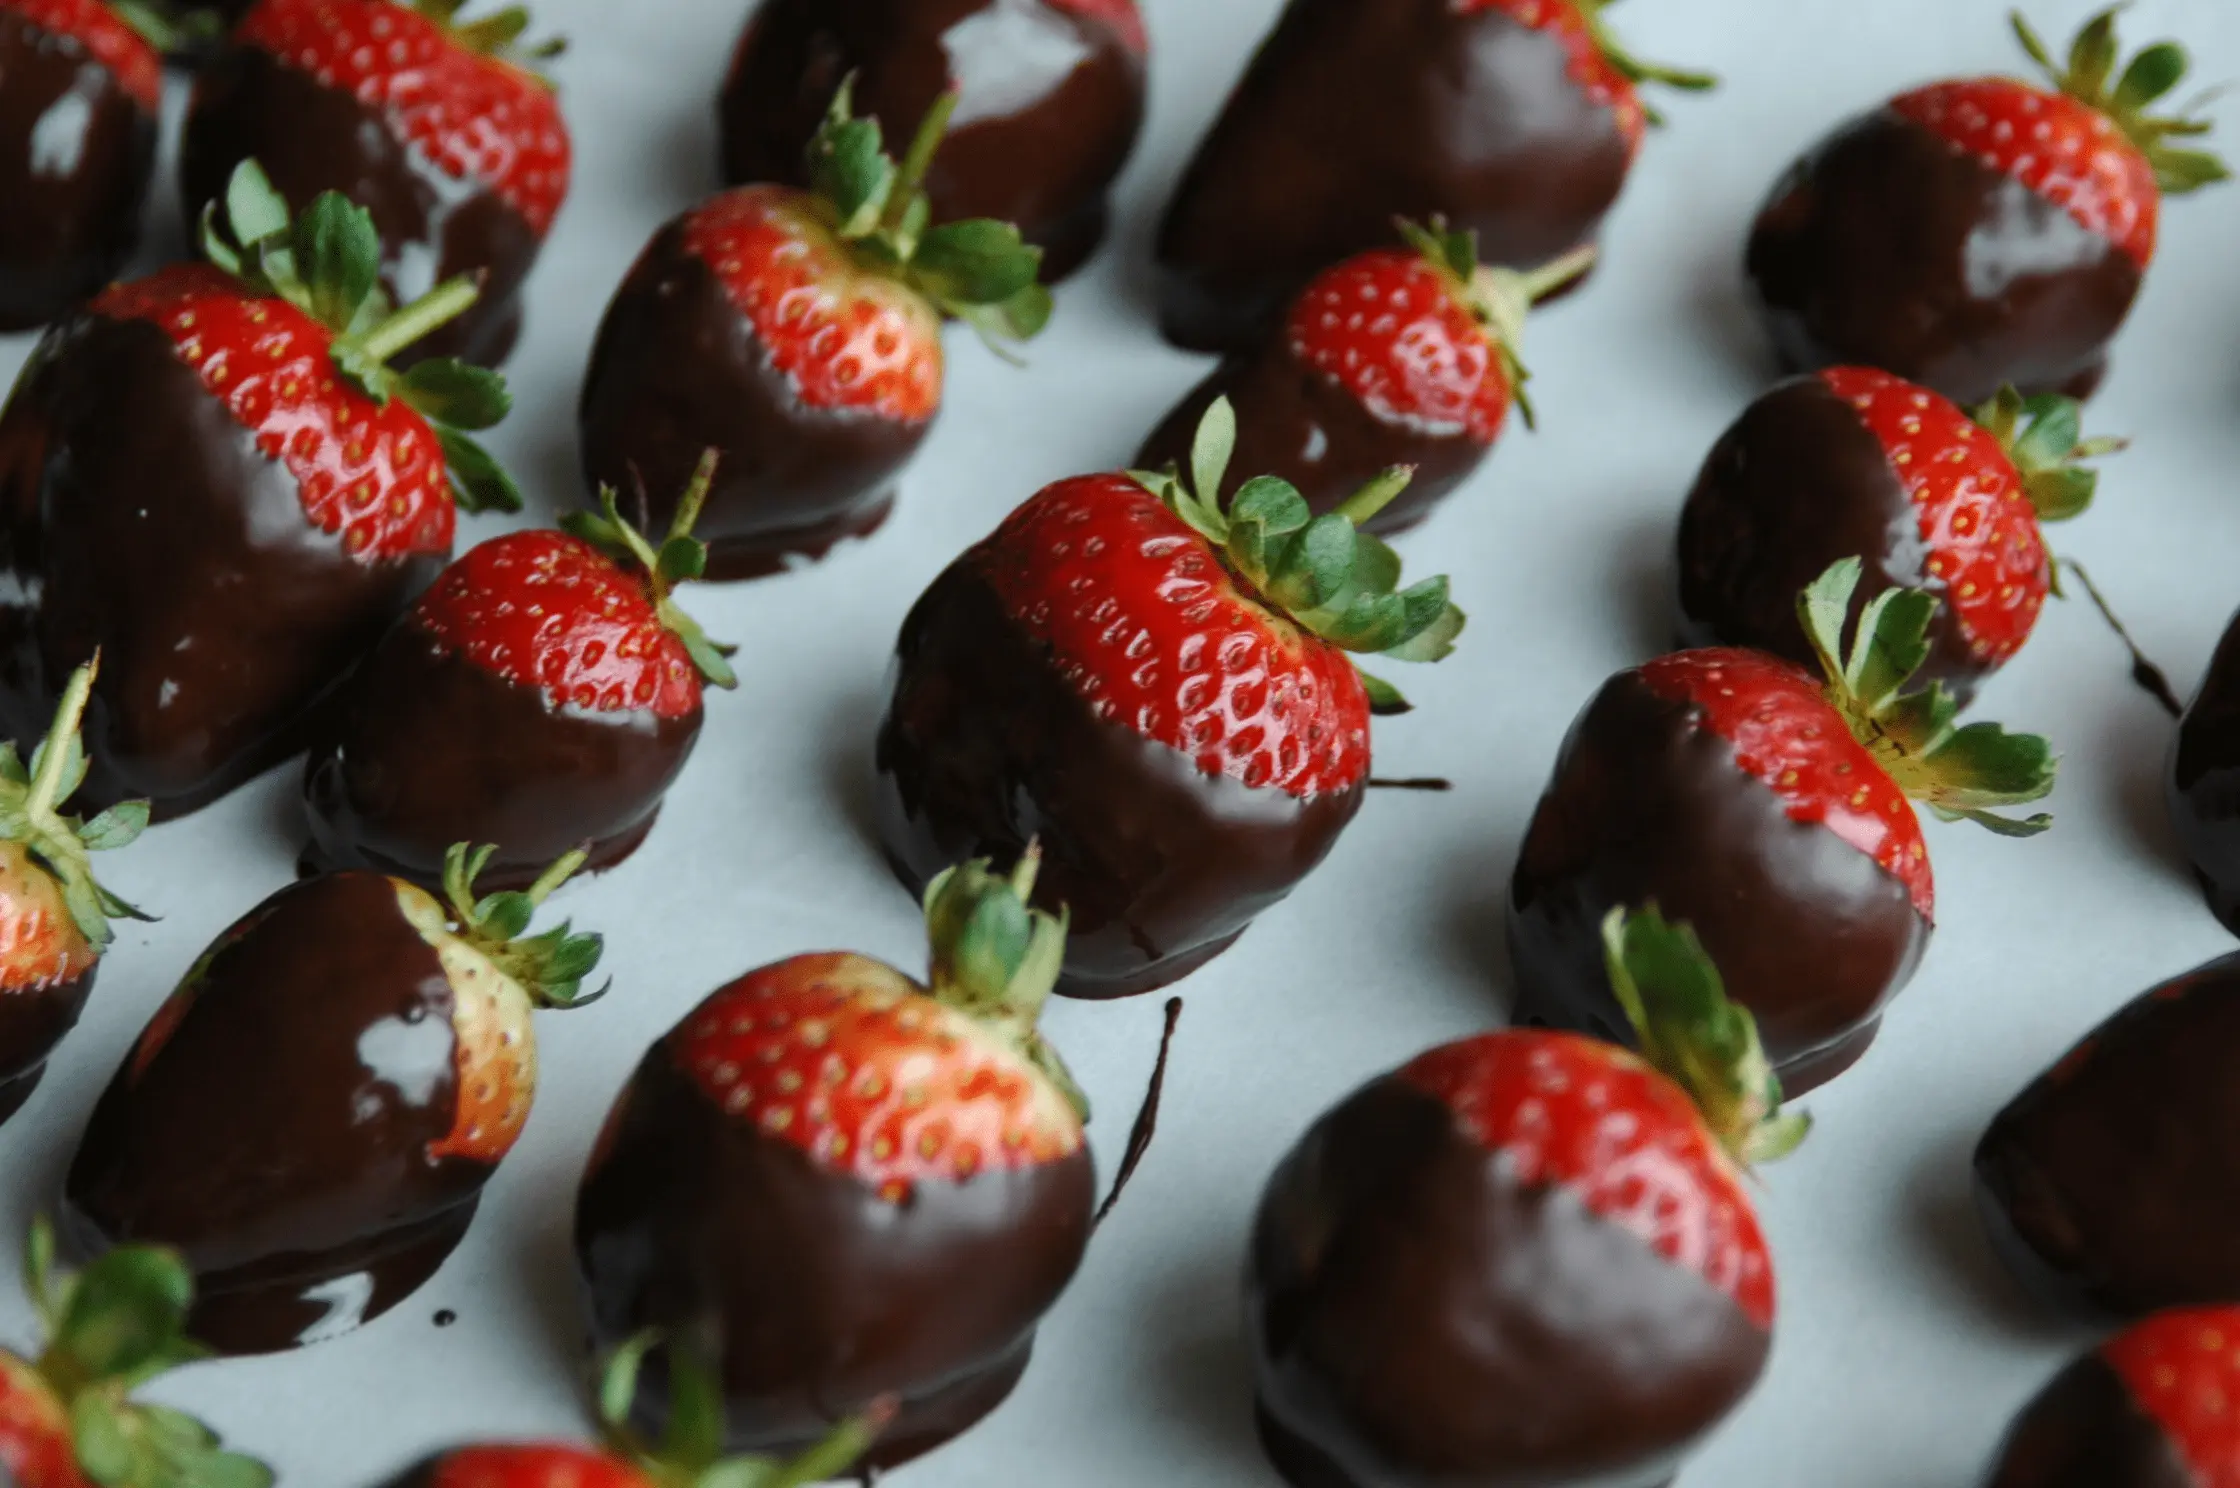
[0, 963, 94, 1126]
[1983, 1352, 2192, 1488]
[2168, 610, 2240, 935]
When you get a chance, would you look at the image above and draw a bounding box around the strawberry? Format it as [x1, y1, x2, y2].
[583, 82, 1050, 581]
[1250, 906, 1803, 1488]
[0, 0, 167, 328]
[63, 843, 603, 1355]
[183, 0, 571, 365]
[304, 455, 736, 891]
[0, 1220, 269, 1488]
[576, 849, 1095, 1470]
[1678, 366, 2122, 703]
[1512, 559, 2057, 1095]
[1749, 7, 2225, 406]
[877, 397, 1465, 998]
[0, 158, 519, 820]
[1154, 0, 1711, 351]
[1989, 1306, 2240, 1485]
[1137, 221, 1593, 534]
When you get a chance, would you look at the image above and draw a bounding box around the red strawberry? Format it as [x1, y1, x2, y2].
[1046, 0, 1145, 55]
[1250, 906, 1803, 1486]
[1748, 7, 2226, 405]
[63, 844, 603, 1355]
[1989, 1305, 2240, 1484]
[1512, 559, 2057, 1094]
[3, 0, 158, 107]
[1462, 0, 1709, 152]
[304, 458, 735, 890]
[582, 83, 1050, 581]
[183, 0, 573, 366]
[0, 160, 519, 820]
[577, 850, 1095, 1469]
[879, 399, 1465, 997]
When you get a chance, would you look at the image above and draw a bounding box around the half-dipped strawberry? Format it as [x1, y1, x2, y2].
[1138, 223, 1591, 535]
[1748, 7, 2225, 405]
[719, 0, 1147, 283]
[181, 0, 571, 367]
[0, 0, 165, 329]
[63, 843, 602, 1355]
[877, 398, 1464, 998]
[1251, 907, 1804, 1488]
[1155, 0, 1712, 351]
[1511, 559, 2056, 1094]
[580, 82, 1048, 581]
[576, 850, 1093, 1470]
[0, 662, 149, 1128]
[1988, 1306, 2240, 1485]
[0, 160, 519, 820]
[303, 456, 735, 890]
[1677, 368, 2120, 705]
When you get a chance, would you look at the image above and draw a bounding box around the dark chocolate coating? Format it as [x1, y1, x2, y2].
[1154, 0, 1627, 353]
[1746, 107, 2141, 407]
[1982, 1353, 2192, 1488]
[575, 1041, 1096, 1469]
[302, 622, 700, 892]
[1675, 374, 1990, 705]
[63, 872, 483, 1355]
[578, 218, 921, 582]
[2168, 608, 2240, 935]
[1508, 670, 1930, 1095]
[0, 13, 157, 331]
[1975, 951, 2240, 1319]
[1134, 335, 1489, 536]
[0, 964, 95, 1128]
[718, 0, 1145, 283]
[874, 561, 1364, 999]
[1249, 1075, 1768, 1488]
[180, 47, 539, 368]
[0, 312, 441, 820]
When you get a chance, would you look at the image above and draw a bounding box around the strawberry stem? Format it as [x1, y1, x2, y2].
[1332, 466, 1415, 529]
[886, 88, 960, 233]
[353, 277, 482, 366]
[1516, 244, 1599, 304]
[523, 848, 587, 906]
[666, 450, 719, 552]
[24, 661, 95, 823]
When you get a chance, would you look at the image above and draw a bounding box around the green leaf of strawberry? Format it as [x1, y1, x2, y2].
[0, 661, 152, 949]
[595, 1333, 889, 1488]
[922, 843, 1083, 1120]
[399, 360, 513, 432]
[560, 451, 739, 691]
[1969, 385, 2125, 522]
[2013, 5, 2230, 194]
[440, 843, 606, 1008]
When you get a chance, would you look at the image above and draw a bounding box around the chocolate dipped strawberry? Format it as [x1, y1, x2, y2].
[1987, 1306, 2240, 1486]
[876, 399, 1464, 998]
[1747, 7, 2225, 405]
[303, 457, 735, 891]
[1251, 906, 1804, 1488]
[718, 0, 1147, 283]
[1154, 0, 1711, 352]
[1511, 559, 2056, 1095]
[0, 1221, 270, 1488]
[0, 662, 150, 1128]
[181, 0, 572, 368]
[1137, 223, 1592, 535]
[0, 161, 519, 820]
[581, 83, 1048, 583]
[575, 850, 1094, 1469]
[0, 0, 165, 329]
[62, 843, 603, 1355]
[1677, 367, 2120, 706]
[2164, 613, 2240, 937]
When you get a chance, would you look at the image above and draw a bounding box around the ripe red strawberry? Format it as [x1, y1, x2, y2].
[1749, 7, 2225, 405]
[879, 398, 1465, 997]
[1679, 366, 2121, 703]
[1513, 559, 2057, 1094]
[1989, 1305, 2240, 1484]
[583, 83, 1050, 580]
[304, 457, 735, 890]
[0, 1221, 269, 1487]
[577, 850, 1095, 1469]
[64, 843, 603, 1355]
[0, 159, 520, 820]
[1250, 906, 1803, 1486]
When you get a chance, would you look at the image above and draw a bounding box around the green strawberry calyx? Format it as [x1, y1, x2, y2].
[439, 843, 607, 1009]
[408, 0, 566, 77]
[1396, 217, 1596, 430]
[562, 449, 740, 691]
[1798, 558, 2058, 835]
[2012, 6, 2228, 194]
[1577, 0, 1719, 125]
[922, 841, 1087, 1121]
[0, 659, 153, 952]
[597, 1332, 891, 1488]
[199, 158, 523, 515]
[1970, 385, 2127, 523]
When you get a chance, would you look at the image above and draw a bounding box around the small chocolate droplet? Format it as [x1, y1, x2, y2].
[434, 1309, 457, 1327]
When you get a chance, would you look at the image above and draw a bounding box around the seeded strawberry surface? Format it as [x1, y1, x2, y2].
[681, 186, 943, 423]
[1892, 77, 2159, 267]
[427, 1443, 644, 1488]
[411, 531, 701, 720]
[0, 1354, 80, 1488]
[2, 0, 161, 110]
[1463, 0, 1644, 148]
[673, 951, 1084, 1203]
[237, 0, 572, 234]
[410, 888, 538, 1167]
[1286, 248, 1511, 444]
[1045, 0, 1147, 55]
[0, 843, 93, 996]
[93, 265, 455, 563]
[2101, 1306, 2240, 1482]
[1398, 1030, 1775, 1329]
[1638, 649, 1934, 920]
[974, 474, 1372, 798]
